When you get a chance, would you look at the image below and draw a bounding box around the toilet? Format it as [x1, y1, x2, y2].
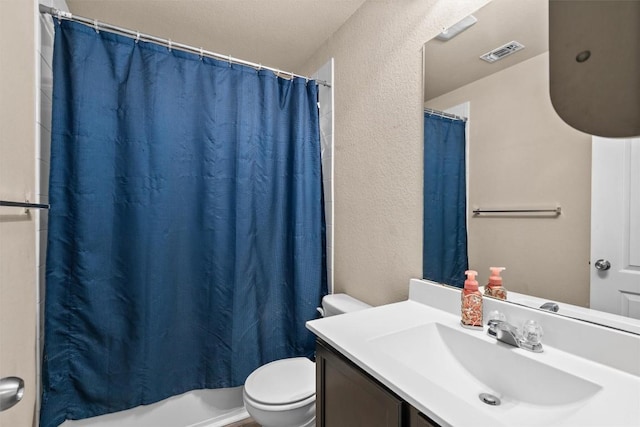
[242, 293, 371, 427]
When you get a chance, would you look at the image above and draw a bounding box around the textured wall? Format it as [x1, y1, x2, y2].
[299, 0, 489, 306]
[0, 1, 37, 426]
[426, 53, 592, 307]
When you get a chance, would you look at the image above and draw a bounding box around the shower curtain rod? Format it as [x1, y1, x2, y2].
[424, 107, 467, 122]
[38, 5, 331, 88]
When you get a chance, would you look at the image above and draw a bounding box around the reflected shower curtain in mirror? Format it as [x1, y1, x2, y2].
[41, 20, 326, 427]
[423, 113, 468, 287]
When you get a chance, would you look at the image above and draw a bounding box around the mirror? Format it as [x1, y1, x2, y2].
[422, 0, 640, 334]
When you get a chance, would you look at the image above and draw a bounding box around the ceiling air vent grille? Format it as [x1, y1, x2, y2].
[480, 41, 525, 63]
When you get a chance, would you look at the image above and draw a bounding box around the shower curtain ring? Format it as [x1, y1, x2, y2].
[135, 31, 140, 43]
[228, 55, 232, 67]
[93, 19, 99, 33]
[257, 63, 262, 73]
[199, 47, 204, 60]
[168, 39, 172, 51]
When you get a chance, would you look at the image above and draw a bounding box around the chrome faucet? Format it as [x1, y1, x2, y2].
[540, 302, 559, 312]
[487, 319, 544, 353]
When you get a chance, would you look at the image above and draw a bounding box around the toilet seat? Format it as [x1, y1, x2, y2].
[244, 357, 315, 406]
[243, 390, 315, 412]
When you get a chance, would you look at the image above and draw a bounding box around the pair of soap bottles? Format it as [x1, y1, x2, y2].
[460, 267, 506, 330]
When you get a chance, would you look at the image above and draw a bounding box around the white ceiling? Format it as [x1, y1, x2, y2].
[65, 0, 367, 72]
[424, 0, 548, 101]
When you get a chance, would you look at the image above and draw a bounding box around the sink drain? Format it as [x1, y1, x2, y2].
[479, 393, 501, 406]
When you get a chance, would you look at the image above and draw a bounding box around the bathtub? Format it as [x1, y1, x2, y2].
[60, 387, 249, 427]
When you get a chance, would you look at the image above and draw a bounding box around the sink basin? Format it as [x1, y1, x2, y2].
[308, 283, 640, 426]
[368, 323, 602, 407]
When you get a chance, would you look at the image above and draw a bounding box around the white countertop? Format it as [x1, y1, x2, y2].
[307, 281, 640, 427]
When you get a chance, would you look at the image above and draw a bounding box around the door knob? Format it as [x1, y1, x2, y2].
[594, 259, 611, 271]
[0, 377, 24, 411]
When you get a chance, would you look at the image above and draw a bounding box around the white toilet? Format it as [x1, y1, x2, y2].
[242, 293, 371, 427]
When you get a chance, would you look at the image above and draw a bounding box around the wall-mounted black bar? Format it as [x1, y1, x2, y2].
[0, 200, 50, 209]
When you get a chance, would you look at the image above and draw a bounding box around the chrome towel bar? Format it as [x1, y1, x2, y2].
[472, 206, 561, 216]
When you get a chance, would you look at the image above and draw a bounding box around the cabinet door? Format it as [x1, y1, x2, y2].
[316, 340, 404, 427]
[408, 406, 440, 427]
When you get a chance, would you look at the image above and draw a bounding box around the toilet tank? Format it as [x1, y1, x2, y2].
[321, 293, 371, 317]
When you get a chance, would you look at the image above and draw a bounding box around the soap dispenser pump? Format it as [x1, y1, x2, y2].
[484, 267, 507, 300]
[461, 270, 483, 330]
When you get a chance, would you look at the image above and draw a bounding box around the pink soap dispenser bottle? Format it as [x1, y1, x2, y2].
[461, 270, 483, 330]
[484, 267, 507, 300]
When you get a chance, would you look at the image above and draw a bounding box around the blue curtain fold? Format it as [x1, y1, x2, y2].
[41, 20, 326, 427]
[423, 113, 468, 288]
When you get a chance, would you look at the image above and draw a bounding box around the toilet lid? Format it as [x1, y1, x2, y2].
[244, 357, 315, 405]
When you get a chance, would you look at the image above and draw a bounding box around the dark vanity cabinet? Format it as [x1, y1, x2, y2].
[315, 340, 440, 427]
[407, 406, 440, 427]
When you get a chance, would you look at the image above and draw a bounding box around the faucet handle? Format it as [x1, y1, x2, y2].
[521, 320, 543, 345]
[486, 310, 507, 326]
[520, 320, 544, 352]
[487, 310, 507, 322]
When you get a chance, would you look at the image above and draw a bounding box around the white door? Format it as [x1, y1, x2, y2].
[591, 137, 640, 318]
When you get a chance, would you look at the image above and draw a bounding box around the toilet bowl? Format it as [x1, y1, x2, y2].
[243, 357, 316, 427]
[243, 293, 370, 427]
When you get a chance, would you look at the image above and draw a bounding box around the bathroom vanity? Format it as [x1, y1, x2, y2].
[316, 339, 438, 427]
[307, 279, 640, 427]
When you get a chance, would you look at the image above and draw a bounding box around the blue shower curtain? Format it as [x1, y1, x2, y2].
[423, 113, 468, 287]
[41, 20, 326, 427]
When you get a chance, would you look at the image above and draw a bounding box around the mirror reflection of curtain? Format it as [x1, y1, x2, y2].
[423, 113, 468, 287]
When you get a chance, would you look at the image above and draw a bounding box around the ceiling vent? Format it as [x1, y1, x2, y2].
[480, 41, 525, 63]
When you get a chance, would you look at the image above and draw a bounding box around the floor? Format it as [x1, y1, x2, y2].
[225, 417, 260, 427]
